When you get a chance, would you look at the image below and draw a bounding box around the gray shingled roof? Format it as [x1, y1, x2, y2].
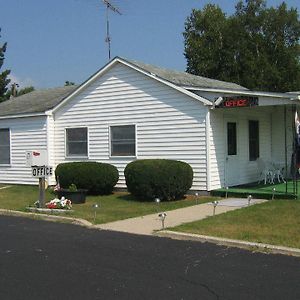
[0, 85, 77, 117]
[125, 58, 248, 91]
[0, 57, 248, 118]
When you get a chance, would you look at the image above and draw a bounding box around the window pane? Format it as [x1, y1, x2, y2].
[249, 120, 259, 161]
[111, 143, 135, 156]
[67, 128, 87, 141]
[66, 128, 88, 156]
[67, 142, 88, 156]
[111, 125, 135, 156]
[0, 146, 10, 164]
[0, 129, 10, 164]
[0, 130, 10, 145]
[227, 122, 237, 155]
[112, 126, 135, 140]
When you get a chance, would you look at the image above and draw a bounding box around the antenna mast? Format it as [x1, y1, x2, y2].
[102, 0, 121, 60]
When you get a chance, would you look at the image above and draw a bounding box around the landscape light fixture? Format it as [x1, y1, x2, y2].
[212, 200, 219, 216]
[195, 192, 199, 204]
[272, 188, 276, 200]
[225, 187, 229, 198]
[92, 203, 99, 223]
[158, 212, 167, 229]
[247, 194, 253, 206]
[154, 198, 160, 212]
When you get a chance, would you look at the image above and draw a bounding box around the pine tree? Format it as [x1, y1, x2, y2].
[0, 28, 11, 102]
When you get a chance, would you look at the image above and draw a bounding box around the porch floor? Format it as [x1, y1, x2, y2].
[211, 180, 300, 199]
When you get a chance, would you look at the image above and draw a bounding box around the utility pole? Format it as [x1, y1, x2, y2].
[102, 0, 121, 60]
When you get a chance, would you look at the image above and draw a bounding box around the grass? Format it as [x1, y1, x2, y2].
[172, 200, 300, 249]
[0, 184, 215, 224]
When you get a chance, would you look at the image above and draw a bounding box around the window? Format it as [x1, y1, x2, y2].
[66, 127, 88, 156]
[111, 125, 136, 156]
[249, 120, 259, 161]
[0, 128, 10, 164]
[227, 122, 237, 155]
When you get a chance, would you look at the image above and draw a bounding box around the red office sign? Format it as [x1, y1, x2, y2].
[218, 96, 258, 108]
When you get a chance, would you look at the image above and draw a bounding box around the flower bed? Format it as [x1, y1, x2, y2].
[45, 197, 72, 210]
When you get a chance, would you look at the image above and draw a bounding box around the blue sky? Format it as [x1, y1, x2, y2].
[0, 0, 299, 88]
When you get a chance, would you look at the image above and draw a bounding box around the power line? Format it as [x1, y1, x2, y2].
[102, 0, 121, 60]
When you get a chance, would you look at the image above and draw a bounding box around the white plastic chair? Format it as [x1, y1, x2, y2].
[256, 158, 274, 184]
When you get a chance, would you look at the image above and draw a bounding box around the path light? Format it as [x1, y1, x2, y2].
[154, 198, 160, 212]
[272, 188, 276, 200]
[195, 192, 199, 204]
[225, 187, 229, 199]
[212, 200, 219, 216]
[158, 212, 167, 229]
[247, 195, 253, 206]
[92, 203, 99, 223]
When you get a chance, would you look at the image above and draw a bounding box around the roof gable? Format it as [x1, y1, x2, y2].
[52, 57, 213, 113]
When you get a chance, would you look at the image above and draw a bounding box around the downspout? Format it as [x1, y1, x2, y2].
[45, 111, 54, 185]
[206, 108, 211, 191]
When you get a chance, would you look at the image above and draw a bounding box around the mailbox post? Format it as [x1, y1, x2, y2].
[26, 150, 53, 208]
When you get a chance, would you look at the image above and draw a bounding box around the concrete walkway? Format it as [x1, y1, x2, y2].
[97, 198, 266, 235]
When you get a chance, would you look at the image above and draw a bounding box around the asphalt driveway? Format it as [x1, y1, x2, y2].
[0, 215, 299, 300]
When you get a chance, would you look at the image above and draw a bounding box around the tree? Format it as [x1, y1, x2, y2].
[0, 28, 11, 102]
[6, 84, 35, 98]
[183, 0, 300, 92]
[65, 81, 75, 86]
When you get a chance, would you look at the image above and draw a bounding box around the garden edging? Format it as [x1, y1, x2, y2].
[0, 209, 93, 227]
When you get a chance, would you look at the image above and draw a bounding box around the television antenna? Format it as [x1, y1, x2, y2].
[102, 0, 121, 60]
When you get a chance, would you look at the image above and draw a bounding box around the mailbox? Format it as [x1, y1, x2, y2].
[26, 150, 48, 167]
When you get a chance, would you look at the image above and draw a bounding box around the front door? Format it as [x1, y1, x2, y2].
[224, 119, 240, 186]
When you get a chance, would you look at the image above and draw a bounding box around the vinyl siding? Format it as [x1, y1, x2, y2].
[0, 116, 48, 185]
[54, 63, 208, 190]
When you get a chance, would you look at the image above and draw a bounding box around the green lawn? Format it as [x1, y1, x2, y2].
[172, 200, 300, 249]
[0, 184, 215, 224]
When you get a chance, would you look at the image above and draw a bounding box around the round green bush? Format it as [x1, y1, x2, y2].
[55, 162, 119, 195]
[124, 159, 193, 201]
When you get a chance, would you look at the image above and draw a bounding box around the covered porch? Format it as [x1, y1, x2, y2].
[211, 180, 300, 199]
[208, 91, 300, 194]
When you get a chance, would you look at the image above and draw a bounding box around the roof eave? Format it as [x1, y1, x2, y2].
[184, 86, 295, 99]
[0, 112, 46, 120]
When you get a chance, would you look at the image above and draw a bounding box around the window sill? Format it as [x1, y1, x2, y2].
[109, 155, 137, 159]
[65, 156, 89, 159]
[0, 164, 11, 167]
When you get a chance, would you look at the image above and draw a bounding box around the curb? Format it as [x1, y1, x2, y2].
[154, 230, 300, 257]
[0, 209, 93, 228]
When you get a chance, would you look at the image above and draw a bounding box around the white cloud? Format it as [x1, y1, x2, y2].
[8, 73, 36, 88]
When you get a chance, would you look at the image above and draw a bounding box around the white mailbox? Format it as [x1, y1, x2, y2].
[26, 150, 48, 167]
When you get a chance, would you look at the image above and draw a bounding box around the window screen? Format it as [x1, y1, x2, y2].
[249, 120, 259, 161]
[66, 127, 88, 156]
[227, 122, 237, 155]
[111, 125, 135, 156]
[0, 128, 10, 164]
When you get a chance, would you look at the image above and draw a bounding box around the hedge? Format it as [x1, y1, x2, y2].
[55, 162, 119, 195]
[124, 159, 193, 201]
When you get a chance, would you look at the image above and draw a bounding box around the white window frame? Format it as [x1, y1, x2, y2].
[65, 127, 89, 158]
[109, 124, 137, 158]
[0, 128, 11, 166]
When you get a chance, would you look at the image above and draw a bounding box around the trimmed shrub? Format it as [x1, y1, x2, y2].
[55, 162, 119, 195]
[124, 159, 193, 201]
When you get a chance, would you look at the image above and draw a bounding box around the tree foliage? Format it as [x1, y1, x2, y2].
[0, 28, 11, 102]
[184, 0, 300, 92]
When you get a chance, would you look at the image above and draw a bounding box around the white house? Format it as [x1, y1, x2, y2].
[0, 56, 298, 191]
